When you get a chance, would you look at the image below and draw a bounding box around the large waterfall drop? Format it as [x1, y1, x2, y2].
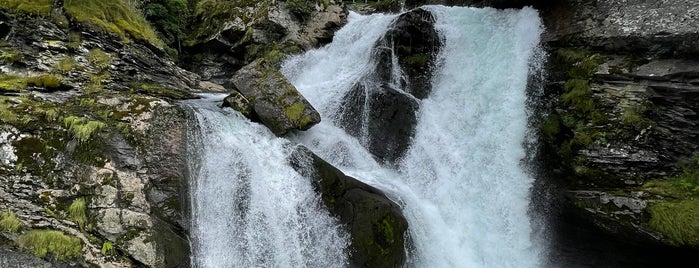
[187, 5, 544, 268]
[282, 6, 544, 267]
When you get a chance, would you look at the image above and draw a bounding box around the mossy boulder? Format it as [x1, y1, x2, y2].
[289, 145, 408, 267]
[222, 91, 252, 117]
[231, 59, 320, 135]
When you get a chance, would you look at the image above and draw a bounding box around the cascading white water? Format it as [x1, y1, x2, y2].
[185, 95, 349, 267]
[282, 6, 544, 267]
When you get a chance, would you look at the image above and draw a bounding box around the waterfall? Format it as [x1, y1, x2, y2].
[282, 5, 544, 267]
[184, 94, 349, 267]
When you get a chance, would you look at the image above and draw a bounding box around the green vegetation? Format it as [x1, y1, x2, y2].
[644, 157, 699, 246]
[68, 198, 87, 230]
[53, 57, 78, 73]
[286, 0, 315, 19]
[284, 103, 306, 122]
[17, 230, 82, 260]
[101, 241, 114, 255]
[186, 0, 271, 46]
[63, 116, 106, 143]
[0, 0, 52, 16]
[64, 0, 164, 46]
[143, 0, 189, 51]
[0, 209, 22, 233]
[561, 79, 594, 116]
[26, 74, 68, 91]
[0, 74, 27, 92]
[648, 200, 699, 246]
[87, 49, 111, 71]
[1, 49, 22, 64]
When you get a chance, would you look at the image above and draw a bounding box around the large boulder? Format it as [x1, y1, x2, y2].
[231, 60, 321, 135]
[335, 8, 439, 164]
[289, 146, 408, 268]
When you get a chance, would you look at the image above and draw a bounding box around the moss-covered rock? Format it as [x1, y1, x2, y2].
[231, 59, 321, 135]
[289, 145, 408, 267]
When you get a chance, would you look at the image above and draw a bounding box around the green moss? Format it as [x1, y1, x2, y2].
[403, 53, 428, 66]
[541, 114, 561, 139]
[53, 57, 78, 73]
[0, 0, 52, 16]
[561, 79, 594, 116]
[554, 48, 604, 79]
[284, 103, 305, 123]
[63, 116, 106, 143]
[0, 49, 22, 64]
[64, 0, 164, 46]
[101, 241, 114, 255]
[87, 49, 111, 71]
[0, 209, 22, 233]
[17, 230, 82, 260]
[648, 200, 699, 246]
[68, 198, 87, 230]
[26, 74, 69, 91]
[0, 74, 27, 92]
[186, 0, 273, 46]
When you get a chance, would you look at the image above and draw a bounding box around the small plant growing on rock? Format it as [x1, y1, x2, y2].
[87, 49, 111, 71]
[101, 241, 114, 255]
[26, 74, 67, 91]
[63, 116, 107, 143]
[0, 74, 28, 92]
[0, 209, 22, 233]
[68, 198, 87, 230]
[17, 230, 82, 260]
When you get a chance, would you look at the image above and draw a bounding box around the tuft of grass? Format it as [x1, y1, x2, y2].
[648, 200, 699, 246]
[63, 116, 106, 143]
[1, 49, 22, 64]
[0, 0, 52, 16]
[26, 74, 68, 91]
[0, 74, 27, 92]
[64, 0, 164, 47]
[101, 241, 114, 255]
[17, 230, 82, 260]
[68, 198, 87, 230]
[86, 49, 111, 71]
[0, 209, 22, 233]
[53, 57, 78, 73]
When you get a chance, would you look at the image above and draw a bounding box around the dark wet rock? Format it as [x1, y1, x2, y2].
[376, 8, 440, 100]
[289, 146, 408, 268]
[222, 91, 252, 117]
[231, 60, 321, 135]
[334, 8, 438, 164]
[337, 83, 419, 164]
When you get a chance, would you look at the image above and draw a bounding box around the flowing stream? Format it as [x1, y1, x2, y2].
[187, 5, 544, 268]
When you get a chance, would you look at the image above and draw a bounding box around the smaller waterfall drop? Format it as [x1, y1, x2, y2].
[185, 94, 348, 267]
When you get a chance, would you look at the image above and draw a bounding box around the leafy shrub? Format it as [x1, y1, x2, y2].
[143, 0, 189, 49]
[17, 230, 82, 260]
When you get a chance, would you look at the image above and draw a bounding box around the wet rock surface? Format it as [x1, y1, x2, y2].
[289, 146, 408, 268]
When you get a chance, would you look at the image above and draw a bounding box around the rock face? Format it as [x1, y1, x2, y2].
[336, 8, 440, 164]
[0, 6, 193, 267]
[538, 0, 699, 249]
[185, 0, 348, 89]
[231, 60, 321, 136]
[289, 146, 408, 268]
